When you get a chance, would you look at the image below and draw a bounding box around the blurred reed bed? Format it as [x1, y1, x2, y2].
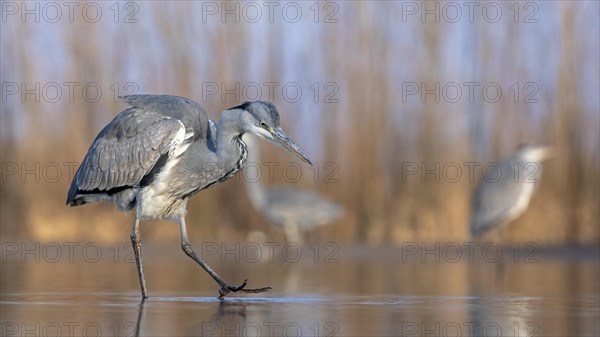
[1, 1, 598, 245]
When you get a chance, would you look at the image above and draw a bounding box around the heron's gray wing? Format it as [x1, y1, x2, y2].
[73, 107, 187, 193]
[267, 188, 325, 209]
[265, 187, 343, 228]
[470, 169, 526, 236]
[121, 94, 208, 141]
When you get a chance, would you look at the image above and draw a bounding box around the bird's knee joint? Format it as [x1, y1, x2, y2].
[181, 242, 192, 253]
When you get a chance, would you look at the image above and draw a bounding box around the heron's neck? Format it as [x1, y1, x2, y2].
[243, 135, 268, 209]
[215, 110, 246, 161]
[243, 135, 260, 166]
[176, 112, 246, 196]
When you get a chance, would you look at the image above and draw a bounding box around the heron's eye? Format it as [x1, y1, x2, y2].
[259, 121, 267, 128]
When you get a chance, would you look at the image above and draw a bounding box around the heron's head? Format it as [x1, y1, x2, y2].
[516, 144, 554, 162]
[228, 101, 312, 165]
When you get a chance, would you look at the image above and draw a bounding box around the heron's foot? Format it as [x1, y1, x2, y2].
[218, 279, 272, 299]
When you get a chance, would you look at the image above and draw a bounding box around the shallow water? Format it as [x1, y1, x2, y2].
[1, 245, 598, 336]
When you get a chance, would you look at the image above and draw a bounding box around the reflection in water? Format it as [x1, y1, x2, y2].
[134, 299, 146, 337]
[1, 246, 598, 336]
[199, 302, 248, 336]
[468, 296, 536, 337]
[215, 301, 248, 320]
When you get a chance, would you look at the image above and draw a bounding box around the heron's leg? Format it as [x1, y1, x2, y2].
[283, 221, 302, 245]
[178, 217, 227, 287]
[177, 216, 271, 299]
[130, 217, 148, 299]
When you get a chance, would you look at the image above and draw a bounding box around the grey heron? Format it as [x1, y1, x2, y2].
[67, 94, 312, 299]
[470, 144, 552, 239]
[242, 135, 343, 244]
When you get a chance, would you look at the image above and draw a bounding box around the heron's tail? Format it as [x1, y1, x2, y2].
[66, 181, 82, 206]
[66, 185, 137, 212]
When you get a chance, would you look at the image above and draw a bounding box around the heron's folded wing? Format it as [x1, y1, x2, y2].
[470, 176, 526, 234]
[74, 108, 186, 192]
[265, 187, 343, 225]
[121, 94, 200, 115]
[120, 94, 207, 141]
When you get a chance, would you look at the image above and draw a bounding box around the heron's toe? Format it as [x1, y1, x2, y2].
[217, 279, 271, 299]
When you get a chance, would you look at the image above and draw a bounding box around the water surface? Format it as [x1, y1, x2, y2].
[1, 245, 598, 336]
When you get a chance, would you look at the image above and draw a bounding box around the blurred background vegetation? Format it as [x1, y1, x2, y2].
[1, 1, 598, 246]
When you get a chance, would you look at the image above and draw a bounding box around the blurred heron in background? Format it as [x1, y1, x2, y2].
[241, 135, 343, 244]
[470, 145, 553, 240]
[66, 95, 312, 299]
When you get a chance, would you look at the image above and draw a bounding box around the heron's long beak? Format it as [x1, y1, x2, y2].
[270, 128, 313, 165]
